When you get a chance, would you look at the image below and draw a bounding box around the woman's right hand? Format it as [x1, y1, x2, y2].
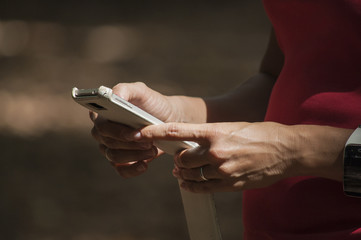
[90, 82, 181, 178]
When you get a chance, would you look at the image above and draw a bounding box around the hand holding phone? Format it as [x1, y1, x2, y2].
[72, 86, 198, 154]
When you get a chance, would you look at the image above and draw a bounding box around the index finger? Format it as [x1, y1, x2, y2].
[138, 122, 214, 144]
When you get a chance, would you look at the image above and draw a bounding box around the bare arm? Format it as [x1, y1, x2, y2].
[204, 29, 284, 123]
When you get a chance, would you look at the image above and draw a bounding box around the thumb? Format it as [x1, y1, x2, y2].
[111, 82, 174, 123]
[112, 82, 150, 104]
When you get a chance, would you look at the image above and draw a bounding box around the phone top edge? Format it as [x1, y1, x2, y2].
[72, 86, 112, 99]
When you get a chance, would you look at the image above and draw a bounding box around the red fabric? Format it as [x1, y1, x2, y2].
[243, 0, 361, 239]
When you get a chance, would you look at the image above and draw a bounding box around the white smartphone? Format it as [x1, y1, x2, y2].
[72, 86, 198, 154]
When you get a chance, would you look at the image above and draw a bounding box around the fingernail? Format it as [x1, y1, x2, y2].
[132, 131, 142, 141]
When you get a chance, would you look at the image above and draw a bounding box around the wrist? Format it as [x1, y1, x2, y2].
[167, 96, 207, 123]
[291, 125, 353, 181]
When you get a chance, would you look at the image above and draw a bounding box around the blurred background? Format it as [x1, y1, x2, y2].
[0, 1, 270, 239]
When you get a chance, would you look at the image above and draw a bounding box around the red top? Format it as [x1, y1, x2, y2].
[243, 0, 361, 239]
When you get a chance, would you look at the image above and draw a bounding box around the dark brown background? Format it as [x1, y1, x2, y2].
[0, 1, 270, 239]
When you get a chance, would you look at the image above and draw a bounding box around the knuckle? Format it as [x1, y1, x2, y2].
[114, 82, 147, 97]
[232, 181, 246, 191]
[112, 84, 127, 98]
[176, 153, 191, 168]
[217, 163, 233, 177]
[206, 123, 224, 138]
[208, 146, 227, 161]
[133, 81, 147, 89]
[202, 125, 216, 138]
[165, 123, 180, 137]
[139, 127, 152, 139]
[112, 83, 122, 91]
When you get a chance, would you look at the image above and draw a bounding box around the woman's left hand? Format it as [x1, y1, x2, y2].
[135, 121, 305, 193]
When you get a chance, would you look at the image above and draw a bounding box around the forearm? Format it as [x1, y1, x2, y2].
[204, 72, 276, 123]
[167, 95, 207, 123]
[290, 125, 354, 181]
[166, 72, 275, 124]
[201, 28, 283, 123]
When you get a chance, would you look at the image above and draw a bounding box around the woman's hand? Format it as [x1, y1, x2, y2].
[90, 82, 207, 178]
[90, 82, 175, 178]
[137, 122, 351, 193]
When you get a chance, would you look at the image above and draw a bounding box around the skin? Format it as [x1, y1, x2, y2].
[90, 29, 354, 193]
